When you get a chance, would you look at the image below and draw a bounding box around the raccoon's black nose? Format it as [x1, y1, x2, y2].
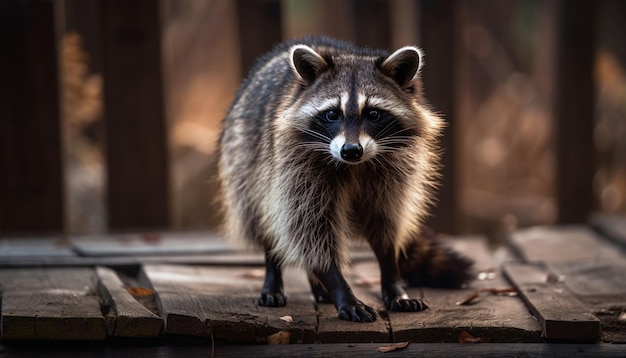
[341, 143, 363, 161]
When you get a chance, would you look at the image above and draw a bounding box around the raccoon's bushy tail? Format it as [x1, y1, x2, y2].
[398, 228, 474, 288]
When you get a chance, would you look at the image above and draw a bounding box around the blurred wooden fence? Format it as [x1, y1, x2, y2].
[0, 0, 597, 235]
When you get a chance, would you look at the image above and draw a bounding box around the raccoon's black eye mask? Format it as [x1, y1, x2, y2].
[315, 108, 389, 123]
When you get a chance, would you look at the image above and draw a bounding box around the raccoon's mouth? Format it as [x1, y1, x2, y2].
[329, 134, 377, 164]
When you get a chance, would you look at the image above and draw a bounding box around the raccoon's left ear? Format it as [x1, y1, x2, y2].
[380, 46, 423, 91]
[290, 45, 330, 84]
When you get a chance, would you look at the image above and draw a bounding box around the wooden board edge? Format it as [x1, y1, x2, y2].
[502, 262, 600, 341]
[95, 266, 163, 338]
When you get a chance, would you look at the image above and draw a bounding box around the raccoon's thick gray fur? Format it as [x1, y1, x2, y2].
[218, 37, 472, 322]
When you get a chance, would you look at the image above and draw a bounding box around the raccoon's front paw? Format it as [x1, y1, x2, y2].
[257, 292, 287, 307]
[385, 297, 429, 312]
[337, 301, 378, 322]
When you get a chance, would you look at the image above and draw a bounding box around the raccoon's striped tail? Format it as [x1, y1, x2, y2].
[398, 228, 474, 288]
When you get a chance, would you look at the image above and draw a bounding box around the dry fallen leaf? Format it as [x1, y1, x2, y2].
[456, 291, 480, 305]
[459, 331, 487, 343]
[456, 287, 517, 305]
[126, 286, 155, 297]
[377, 341, 409, 353]
[267, 330, 291, 345]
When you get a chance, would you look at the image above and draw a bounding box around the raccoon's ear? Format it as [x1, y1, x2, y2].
[380, 46, 423, 91]
[290, 45, 329, 84]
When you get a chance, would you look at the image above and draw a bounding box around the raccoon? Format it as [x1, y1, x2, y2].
[218, 37, 473, 322]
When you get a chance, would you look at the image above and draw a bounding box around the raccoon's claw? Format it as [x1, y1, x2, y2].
[257, 292, 287, 307]
[337, 301, 378, 322]
[386, 297, 429, 312]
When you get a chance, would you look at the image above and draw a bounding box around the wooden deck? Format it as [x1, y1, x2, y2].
[1, 216, 625, 354]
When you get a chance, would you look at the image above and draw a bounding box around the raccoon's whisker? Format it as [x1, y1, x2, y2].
[375, 139, 412, 149]
[293, 142, 330, 153]
[298, 128, 332, 143]
[374, 119, 401, 140]
[381, 125, 420, 140]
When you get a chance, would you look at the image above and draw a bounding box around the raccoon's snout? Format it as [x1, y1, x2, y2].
[340, 143, 363, 162]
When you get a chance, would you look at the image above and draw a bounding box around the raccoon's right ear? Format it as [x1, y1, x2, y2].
[290, 45, 330, 84]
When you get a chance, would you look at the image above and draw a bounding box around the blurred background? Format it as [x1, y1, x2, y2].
[0, 0, 624, 245]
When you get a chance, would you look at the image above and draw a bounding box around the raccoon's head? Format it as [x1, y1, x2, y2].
[280, 41, 439, 166]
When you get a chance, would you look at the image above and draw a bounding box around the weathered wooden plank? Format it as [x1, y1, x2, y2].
[548, 261, 626, 305]
[3, 342, 626, 358]
[420, 0, 460, 234]
[214, 343, 626, 358]
[0, 252, 266, 268]
[503, 262, 601, 341]
[72, 232, 233, 257]
[139, 264, 317, 342]
[509, 225, 626, 343]
[384, 237, 542, 343]
[591, 214, 626, 252]
[96, 266, 162, 337]
[102, 0, 169, 230]
[509, 225, 626, 265]
[0, 268, 105, 340]
[509, 225, 626, 300]
[0, 237, 74, 257]
[553, 0, 595, 224]
[0, 0, 64, 234]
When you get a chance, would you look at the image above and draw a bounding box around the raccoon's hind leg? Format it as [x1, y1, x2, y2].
[370, 241, 429, 312]
[310, 262, 378, 322]
[258, 250, 287, 307]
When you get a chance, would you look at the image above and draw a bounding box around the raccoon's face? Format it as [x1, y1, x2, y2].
[284, 43, 428, 165]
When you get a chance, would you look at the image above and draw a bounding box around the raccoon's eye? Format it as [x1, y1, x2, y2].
[325, 109, 341, 122]
[366, 109, 380, 121]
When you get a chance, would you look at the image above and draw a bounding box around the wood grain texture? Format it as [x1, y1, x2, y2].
[503, 262, 600, 341]
[509, 225, 626, 265]
[591, 214, 626, 252]
[0, 268, 105, 340]
[139, 264, 317, 342]
[213, 342, 626, 358]
[509, 225, 626, 301]
[384, 238, 542, 343]
[96, 266, 163, 337]
[508, 224, 626, 342]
